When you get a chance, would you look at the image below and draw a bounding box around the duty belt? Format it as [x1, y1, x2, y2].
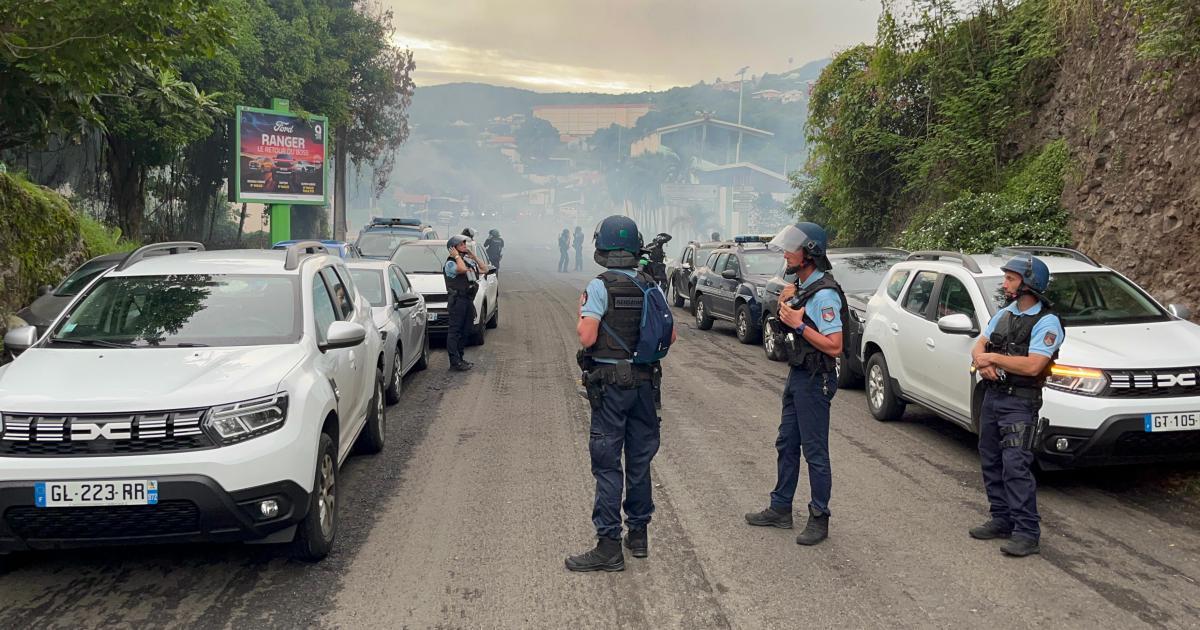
[585, 362, 656, 388]
[988, 382, 1043, 400]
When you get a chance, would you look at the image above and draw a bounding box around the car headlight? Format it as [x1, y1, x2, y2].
[1045, 365, 1107, 396]
[205, 393, 289, 444]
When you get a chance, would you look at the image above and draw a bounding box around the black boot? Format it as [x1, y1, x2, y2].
[565, 538, 624, 572]
[795, 506, 829, 546]
[1000, 536, 1040, 557]
[624, 529, 648, 559]
[745, 506, 793, 529]
[969, 517, 1013, 540]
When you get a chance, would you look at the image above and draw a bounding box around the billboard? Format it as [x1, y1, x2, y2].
[232, 106, 328, 205]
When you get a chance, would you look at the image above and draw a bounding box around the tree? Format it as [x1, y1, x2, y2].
[515, 116, 561, 163]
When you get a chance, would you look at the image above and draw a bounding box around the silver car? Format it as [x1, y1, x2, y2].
[346, 259, 430, 403]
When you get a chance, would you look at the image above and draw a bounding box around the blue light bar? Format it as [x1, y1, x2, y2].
[733, 235, 773, 244]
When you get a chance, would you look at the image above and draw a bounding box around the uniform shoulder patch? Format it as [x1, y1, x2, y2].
[821, 305, 836, 322]
[1043, 331, 1057, 346]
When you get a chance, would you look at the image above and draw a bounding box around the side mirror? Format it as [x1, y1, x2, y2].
[37, 284, 53, 297]
[397, 294, 421, 309]
[937, 313, 979, 336]
[320, 321, 366, 352]
[721, 269, 738, 280]
[4, 326, 39, 354]
[486, 269, 498, 277]
[1168, 303, 1193, 320]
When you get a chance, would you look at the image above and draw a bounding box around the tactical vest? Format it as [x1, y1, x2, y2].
[445, 255, 478, 296]
[584, 270, 652, 362]
[985, 307, 1062, 390]
[784, 274, 849, 373]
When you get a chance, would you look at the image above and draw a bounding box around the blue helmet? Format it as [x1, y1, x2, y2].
[593, 215, 642, 253]
[1001, 255, 1050, 293]
[767, 221, 831, 270]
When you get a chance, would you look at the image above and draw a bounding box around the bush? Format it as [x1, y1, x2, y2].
[79, 212, 139, 256]
[899, 191, 1071, 252]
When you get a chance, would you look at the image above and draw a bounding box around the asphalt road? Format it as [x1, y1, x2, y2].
[2, 248, 1199, 629]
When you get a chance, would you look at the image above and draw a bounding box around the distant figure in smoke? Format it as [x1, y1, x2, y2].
[484, 229, 504, 271]
[711, 231, 721, 241]
[573, 226, 585, 271]
[558, 228, 571, 273]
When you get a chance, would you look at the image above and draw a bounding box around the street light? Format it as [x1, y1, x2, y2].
[735, 65, 749, 162]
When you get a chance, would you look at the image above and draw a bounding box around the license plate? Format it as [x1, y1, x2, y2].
[35, 480, 158, 507]
[1144, 412, 1200, 432]
[427, 313, 438, 321]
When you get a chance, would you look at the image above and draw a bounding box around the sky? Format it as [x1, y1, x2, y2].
[383, 0, 884, 93]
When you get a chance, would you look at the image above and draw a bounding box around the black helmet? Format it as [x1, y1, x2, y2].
[593, 215, 642, 268]
[488, 229, 500, 238]
[461, 228, 476, 239]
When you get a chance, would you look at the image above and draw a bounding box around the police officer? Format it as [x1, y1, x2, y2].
[484, 229, 504, 271]
[969, 255, 1063, 557]
[444, 235, 488, 371]
[710, 231, 720, 241]
[566, 215, 677, 572]
[745, 222, 846, 546]
[573, 226, 585, 271]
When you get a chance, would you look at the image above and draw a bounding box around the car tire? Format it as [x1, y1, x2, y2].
[413, 333, 430, 372]
[865, 353, 906, 421]
[486, 299, 498, 329]
[385, 346, 403, 405]
[694, 296, 714, 330]
[357, 371, 386, 454]
[469, 302, 486, 346]
[735, 304, 761, 344]
[763, 316, 787, 361]
[668, 279, 685, 307]
[835, 353, 864, 389]
[293, 432, 337, 561]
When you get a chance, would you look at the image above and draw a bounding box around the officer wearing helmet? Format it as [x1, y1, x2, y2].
[566, 215, 677, 572]
[968, 255, 1063, 557]
[745, 222, 846, 546]
[484, 229, 504, 271]
[444, 234, 489, 371]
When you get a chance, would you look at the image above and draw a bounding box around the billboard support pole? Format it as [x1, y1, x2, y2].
[266, 99, 292, 243]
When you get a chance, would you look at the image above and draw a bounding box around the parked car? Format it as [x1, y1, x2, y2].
[690, 237, 782, 344]
[12, 252, 127, 337]
[0, 240, 385, 560]
[665, 240, 726, 310]
[390, 240, 498, 345]
[860, 247, 1200, 469]
[273, 240, 360, 259]
[345, 259, 430, 404]
[761, 248, 909, 387]
[355, 218, 440, 259]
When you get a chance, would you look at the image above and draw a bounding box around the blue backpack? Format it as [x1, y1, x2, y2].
[600, 271, 674, 364]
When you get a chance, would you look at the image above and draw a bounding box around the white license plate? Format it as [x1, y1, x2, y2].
[35, 480, 158, 507]
[1144, 412, 1200, 432]
[427, 312, 438, 321]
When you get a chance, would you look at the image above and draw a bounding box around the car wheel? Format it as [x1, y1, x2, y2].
[486, 299, 498, 329]
[357, 370, 387, 453]
[385, 346, 403, 405]
[735, 304, 761, 344]
[694, 296, 714, 330]
[413, 333, 430, 372]
[763, 317, 787, 361]
[865, 353, 906, 421]
[469, 302, 486, 346]
[835, 353, 864, 389]
[668, 280, 685, 307]
[293, 432, 337, 561]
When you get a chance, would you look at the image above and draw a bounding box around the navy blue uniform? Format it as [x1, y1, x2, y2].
[444, 257, 479, 366]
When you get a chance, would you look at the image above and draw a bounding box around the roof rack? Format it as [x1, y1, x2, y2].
[906, 250, 982, 274]
[115, 241, 205, 272]
[995, 246, 1101, 268]
[284, 240, 331, 271]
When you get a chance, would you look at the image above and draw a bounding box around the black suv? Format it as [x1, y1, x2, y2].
[761, 247, 908, 387]
[355, 218, 440, 259]
[665, 240, 727, 310]
[691, 237, 786, 343]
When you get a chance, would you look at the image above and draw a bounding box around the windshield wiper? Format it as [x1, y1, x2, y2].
[158, 342, 209, 348]
[47, 338, 135, 349]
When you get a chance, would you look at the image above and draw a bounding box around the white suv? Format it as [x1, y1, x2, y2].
[860, 247, 1200, 469]
[0, 241, 385, 560]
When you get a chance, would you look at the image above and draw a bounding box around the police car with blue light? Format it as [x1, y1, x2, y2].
[691, 236, 785, 344]
[860, 246, 1200, 468]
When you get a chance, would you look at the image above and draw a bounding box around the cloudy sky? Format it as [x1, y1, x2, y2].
[383, 0, 883, 93]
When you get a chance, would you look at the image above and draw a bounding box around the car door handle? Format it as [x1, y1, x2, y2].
[890, 323, 900, 334]
[925, 338, 936, 349]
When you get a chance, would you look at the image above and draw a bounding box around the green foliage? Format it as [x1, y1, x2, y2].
[78, 214, 139, 256]
[515, 117, 563, 163]
[1127, 0, 1200, 62]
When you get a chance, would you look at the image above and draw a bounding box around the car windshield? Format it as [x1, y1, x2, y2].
[348, 269, 386, 307]
[392, 245, 447, 274]
[742, 250, 782, 275]
[47, 275, 300, 347]
[974, 271, 1168, 325]
[829, 253, 908, 294]
[55, 258, 119, 296]
[695, 248, 718, 267]
[356, 232, 419, 257]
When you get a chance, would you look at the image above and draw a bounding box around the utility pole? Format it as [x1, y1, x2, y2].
[735, 66, 749, 163]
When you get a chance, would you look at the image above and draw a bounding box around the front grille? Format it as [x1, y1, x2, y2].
[423, 292, 448, 304]
[1112, 430, 1200, 458]
[0, 409, 213, 457]
[6, 501, 200, 539]
[1105, 367, 1200, 398]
